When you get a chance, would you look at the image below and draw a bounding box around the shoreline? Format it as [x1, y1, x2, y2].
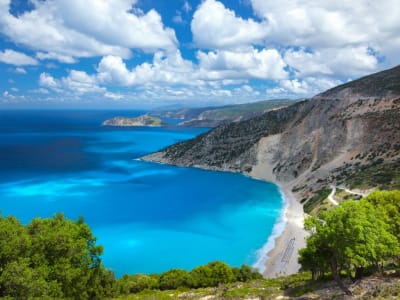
[258, 184, 308, 278]
[252, 186, 289, 273]
[143, 155, 308, 278]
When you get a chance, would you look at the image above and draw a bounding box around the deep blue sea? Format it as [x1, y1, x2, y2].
[0, 110, 283, 277]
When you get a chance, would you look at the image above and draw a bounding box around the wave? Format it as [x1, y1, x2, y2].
[252, 186, 288, 273]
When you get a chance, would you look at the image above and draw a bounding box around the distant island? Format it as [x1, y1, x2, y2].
[102, 114, 164, 127]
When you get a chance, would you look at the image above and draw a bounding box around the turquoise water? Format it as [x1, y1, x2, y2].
[0, 110, 283, 276]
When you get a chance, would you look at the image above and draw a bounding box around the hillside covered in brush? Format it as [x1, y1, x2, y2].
[143, 66, 400, 201]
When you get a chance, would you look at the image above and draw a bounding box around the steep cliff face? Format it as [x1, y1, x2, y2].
[143, 66, 400, 198]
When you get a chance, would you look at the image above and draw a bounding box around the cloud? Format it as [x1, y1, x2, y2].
[267, 77, 341, 98]
[2, 91, 16, 99]
[40, 70, 104, 95]
[284, 46, 378, 78]
[61, 70, 105, 94]
[250, 0, 400, 68]
[0, 0, 178, 62]
[39, 73, 59, 89]
[97, 51, 197, 86]
[0, 49, 38, 66]
[190, 0, 399, 94]
[191, 0, 268, 49]
[10, 0, 397, 104]
[173, 14, 184, 24]
[250, 0, 396, 46]
[183, 1, 192, 13]
[197, 47, 288, 80]
[15, 67, 27, 74]
[36, 52, 76, 64]
[97, 47, 288, 88]
[104, 92, 124, 100]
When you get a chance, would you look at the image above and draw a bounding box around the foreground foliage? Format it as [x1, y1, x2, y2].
[2, 191, 400, 298]
[117, 262, 262, 295]
[0, 213, 262, 299]
[0, 213, 115, 299]
[299, 190, 400, 295]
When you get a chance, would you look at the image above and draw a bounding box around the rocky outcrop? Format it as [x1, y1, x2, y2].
[143, 65, 400, 199]
[103, 115, 164, 127]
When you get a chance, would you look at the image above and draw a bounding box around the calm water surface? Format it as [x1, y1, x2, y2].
[0, 110, 282, 276]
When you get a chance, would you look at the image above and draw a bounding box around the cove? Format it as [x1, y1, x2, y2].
[0, 110, 283, 276]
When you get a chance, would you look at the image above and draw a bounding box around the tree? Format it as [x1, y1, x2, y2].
[0, 213, 115, 299]
[118, 273, 159, 293]
[27, 213, 108, 298]
[0, 216, 30, 268]
[0, 258, 62, 298]
[188, 261, 235, 288]
[364, 190, 400, 241]
[299, 200, 399, 295]
[232, 264, 263, 282]
[159, 269, 188, 290]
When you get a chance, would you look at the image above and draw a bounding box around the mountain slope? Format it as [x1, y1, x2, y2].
[151, 99, 301, 127]
[143, 65, 400, 200]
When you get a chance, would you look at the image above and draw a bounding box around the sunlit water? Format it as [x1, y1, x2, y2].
[0, 110, 283, 276]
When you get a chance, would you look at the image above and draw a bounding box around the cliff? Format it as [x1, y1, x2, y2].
[143, 65, 400, 201]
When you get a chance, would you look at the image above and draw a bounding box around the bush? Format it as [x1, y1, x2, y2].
[233, 265, 263, 282]
[0, 213, 116, 299]
[118, 273, 159, 293]
[188, 261, 235, 288]
[159, 269, 188, 290]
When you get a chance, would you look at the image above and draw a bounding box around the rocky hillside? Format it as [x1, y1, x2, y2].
[151, 99, 300, 127]
[143, 65, 400, 201]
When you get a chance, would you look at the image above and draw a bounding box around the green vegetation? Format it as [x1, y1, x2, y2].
[303, 188, 331, 214]
[1, 199, 400, 299]
[0, 213, 262, 299]
[142, 115, 163, 126]
[117, 262, 262, 295]
[116, 272, 316, 300]
[200, 99, 300, 120]
[0, 213, 115, 299]
[299, 190, 400, 295]
[153, 99, 301, 127]
[347, 159, 400, 190]
[333, 188, 362, 201]
[103, 115, 164, 127]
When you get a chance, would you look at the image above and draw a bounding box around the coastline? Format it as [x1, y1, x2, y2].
[257, 184, 308, 278]
[247, 138, 309, 278]
[143, 153, 309, 278]
[253, 186, 289, 273]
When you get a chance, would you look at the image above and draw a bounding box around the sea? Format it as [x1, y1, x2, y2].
[0, 110, 283, 277]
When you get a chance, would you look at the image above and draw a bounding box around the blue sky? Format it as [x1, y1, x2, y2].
[0, 0, 399, 108]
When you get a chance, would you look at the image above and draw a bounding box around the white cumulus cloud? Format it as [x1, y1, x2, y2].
[0, 0, 178, 62]
[197, 47, 288, 80]
[250, 0, 400, 68]
[191, 0, 268, 49]
[97, 51, 198, 86]
[0, 49, 38, 66]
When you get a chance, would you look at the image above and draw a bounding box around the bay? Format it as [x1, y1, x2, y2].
[0, 110, 282, 276]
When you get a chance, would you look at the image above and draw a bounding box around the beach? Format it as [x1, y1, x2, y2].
[250, 139, 309, 278]
[251, 182, 308, 278]
[261, 185, 308, 277]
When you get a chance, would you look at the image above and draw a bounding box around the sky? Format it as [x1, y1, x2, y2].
[0, 0, 399, 109]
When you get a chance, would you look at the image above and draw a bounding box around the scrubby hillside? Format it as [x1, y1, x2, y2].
[143, 65, 400, 202]
[152, 99, 301, 127]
